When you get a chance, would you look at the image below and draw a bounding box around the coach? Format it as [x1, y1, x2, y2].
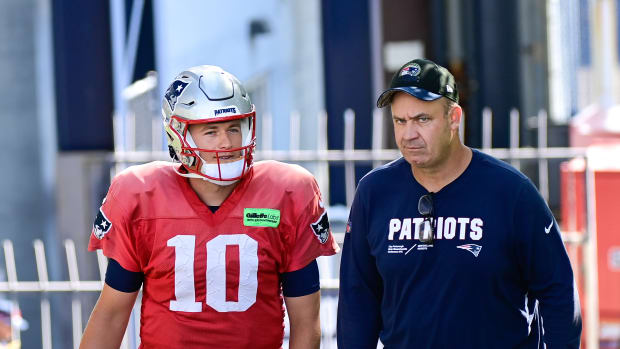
[337, 58, 582, 348]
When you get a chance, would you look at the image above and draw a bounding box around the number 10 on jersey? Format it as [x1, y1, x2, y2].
[167, 234, 259, 313]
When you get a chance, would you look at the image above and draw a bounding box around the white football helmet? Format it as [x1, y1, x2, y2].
[162, 65, 256, 185]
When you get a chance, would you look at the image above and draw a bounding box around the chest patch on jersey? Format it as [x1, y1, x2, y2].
[93, 208, 112, 240]
[243, 208, 280, 227]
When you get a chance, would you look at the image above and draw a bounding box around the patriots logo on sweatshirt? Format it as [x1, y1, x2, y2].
[457, 244, 482, 257]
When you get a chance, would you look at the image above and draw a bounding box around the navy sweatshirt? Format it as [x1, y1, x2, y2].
[337, 149, 581, 348]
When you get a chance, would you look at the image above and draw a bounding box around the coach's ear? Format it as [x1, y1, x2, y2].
[448, 103, 463, 132]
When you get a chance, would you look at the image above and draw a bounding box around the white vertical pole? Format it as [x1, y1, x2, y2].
[34, 239, 49, 289]
[482, 107, 493, 150]
[344, 109, 356, 207]
[40, 298, 52, 349]
[72, 298, 83, 349]
[33, 239, 53, 349]
[368, 0, 383, 101]
[372, 108, 384, 169]
[65, 239, 83, 348]
[509, 108, 521, 170]
[110, 0, 128, 152]
[317, 111, 330, 205]
[3, 240, 18, 290]
[64, 239, 80, 288]
[537, 109, 549, 202]
[598, 0, 615, 108]
[584, 151, 600, 349]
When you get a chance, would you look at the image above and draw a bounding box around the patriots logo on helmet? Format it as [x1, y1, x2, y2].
[310, 211, 330, 244]
[164, 80, 189, 110]
[457, 244, 482, 257]
[93, 208, 112, 240]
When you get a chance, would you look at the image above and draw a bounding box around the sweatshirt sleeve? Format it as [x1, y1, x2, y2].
[337, 185, 383, 348]
[513, 180, 582, 348]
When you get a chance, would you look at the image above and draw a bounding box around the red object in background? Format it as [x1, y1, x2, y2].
[561, 146, 620, 348]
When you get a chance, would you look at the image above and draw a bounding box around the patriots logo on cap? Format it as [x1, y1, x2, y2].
[310, 211, 330, 244]
[399, 63, 421, 77]
[92, 208, 112, 240]
[164, 80, 189, 110]
[457, 244, 482, 257]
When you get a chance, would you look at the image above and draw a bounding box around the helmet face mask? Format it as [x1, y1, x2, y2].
[162, 66, 256, 185]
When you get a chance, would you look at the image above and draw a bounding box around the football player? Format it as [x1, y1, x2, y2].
[80, 66, 339, 348]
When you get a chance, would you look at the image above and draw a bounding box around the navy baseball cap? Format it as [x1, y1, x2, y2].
[377, 58, 458, 108]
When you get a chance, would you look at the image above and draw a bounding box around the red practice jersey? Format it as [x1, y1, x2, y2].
[89, 160, 339, 348]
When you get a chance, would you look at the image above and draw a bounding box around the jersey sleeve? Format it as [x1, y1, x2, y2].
[337, 183, 383, 348]
[283, 178, 339, 272]
[88, 177, 142, 272]
[513, 179, 582, 347]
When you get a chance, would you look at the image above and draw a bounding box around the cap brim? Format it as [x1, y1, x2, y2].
[376, 87, 442, 108]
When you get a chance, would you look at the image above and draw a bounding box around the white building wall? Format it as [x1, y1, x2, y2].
[152, 0, 325, 151]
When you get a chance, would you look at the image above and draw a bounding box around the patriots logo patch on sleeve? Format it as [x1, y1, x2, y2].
[164, 80, 189, 110]
[93, 208, 112, 240]
[310, 211, 330, 244]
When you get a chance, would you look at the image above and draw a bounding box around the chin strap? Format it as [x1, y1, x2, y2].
[173, 158, 250, 186]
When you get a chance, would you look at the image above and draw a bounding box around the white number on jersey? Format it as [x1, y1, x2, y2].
[167, 234, 259, 313]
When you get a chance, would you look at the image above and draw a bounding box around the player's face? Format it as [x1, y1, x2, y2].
[391, 93, 459, 169]
[188, 120, 243, 164]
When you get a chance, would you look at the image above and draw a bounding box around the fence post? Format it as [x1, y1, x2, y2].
[509, 108, 521, 171]
[482, 107, 493, 150]
[33, 239, 53, 349]
[317, 110, 330, 206]
[343, 109, 355, 207]
[64, 239, 84, 349]
[372, 108, 384, 169]
[537, 109, 549, 202]
[3, 240, 18, 291]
